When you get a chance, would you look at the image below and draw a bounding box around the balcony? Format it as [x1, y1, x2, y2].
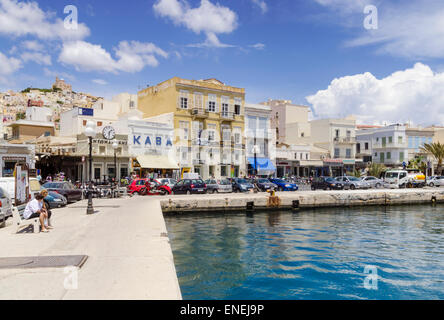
[334, 137, 356, 144]
[220, 111, 235, 121]
[191, 107, 209, 118]
[193, 158, 206, 165]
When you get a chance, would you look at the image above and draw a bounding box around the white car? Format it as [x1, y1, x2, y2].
[155, 178, 178, 189]
[427, 176, 444, 187]
[0, 186, 13, 224]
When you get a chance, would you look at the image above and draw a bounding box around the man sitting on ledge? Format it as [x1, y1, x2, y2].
[23, 194, 49, 233]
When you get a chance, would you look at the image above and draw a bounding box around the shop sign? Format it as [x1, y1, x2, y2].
[132, 135, 173, 148]
[78, 108, 94, 116]
[3, 156, 26, 162]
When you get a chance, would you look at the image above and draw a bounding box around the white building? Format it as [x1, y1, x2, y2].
[25, 107, 52, 122]
[310, 116, 357, 175]
[244, 103, 276, 176]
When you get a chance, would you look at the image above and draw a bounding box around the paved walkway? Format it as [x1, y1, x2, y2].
[0, 197, 182, 300]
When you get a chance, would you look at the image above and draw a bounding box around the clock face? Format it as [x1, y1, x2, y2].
[103, 126, 116, 140]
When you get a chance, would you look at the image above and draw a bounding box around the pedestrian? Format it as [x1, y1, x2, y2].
[23, 194, 49, 233]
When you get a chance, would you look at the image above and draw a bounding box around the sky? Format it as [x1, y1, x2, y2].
[1, 0, 444, 126]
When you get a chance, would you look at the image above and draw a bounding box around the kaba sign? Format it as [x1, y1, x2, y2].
[133, 135, 173, 147]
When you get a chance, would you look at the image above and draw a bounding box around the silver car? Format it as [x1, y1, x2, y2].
[205, 179, 233, 194]
[427, 176, 444, 187]
[156, 178, 177, 189]
[360, 176, 384, 188]
[335, 176, 371, 190]
[0, 186, 12, 227]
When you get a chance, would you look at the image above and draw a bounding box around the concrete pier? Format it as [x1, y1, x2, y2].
[160, 188, 444, 213]
[0, 197, 182, 300]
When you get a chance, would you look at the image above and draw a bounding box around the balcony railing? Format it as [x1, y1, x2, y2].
[191, 107, 209, 118]
[334, 137, 356, 144]
[221, 111, 235, 121]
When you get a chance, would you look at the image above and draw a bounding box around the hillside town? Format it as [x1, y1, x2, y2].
[1, 76, 444, 183]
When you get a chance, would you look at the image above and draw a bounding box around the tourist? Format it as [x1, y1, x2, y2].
[23, 194, 49, 233]
[39, 190, 53, 229]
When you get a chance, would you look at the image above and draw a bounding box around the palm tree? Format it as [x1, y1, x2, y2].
[420, 142, 444, 175]
[368, 163, 387, 178]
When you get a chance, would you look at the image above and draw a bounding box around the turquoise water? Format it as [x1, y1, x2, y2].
[164, 205, 444, 300]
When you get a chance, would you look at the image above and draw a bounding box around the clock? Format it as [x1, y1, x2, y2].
[102, 126, 116, 140]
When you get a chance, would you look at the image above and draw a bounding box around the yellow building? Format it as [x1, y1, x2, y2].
[138, 77, 246, 179]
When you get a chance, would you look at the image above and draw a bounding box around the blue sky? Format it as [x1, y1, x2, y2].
[1, 0, 444, 125]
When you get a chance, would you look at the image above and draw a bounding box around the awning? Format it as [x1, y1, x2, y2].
[297, 160, 324, 167]
[247, 158, 276, 172]
[136, 155, 179, 169]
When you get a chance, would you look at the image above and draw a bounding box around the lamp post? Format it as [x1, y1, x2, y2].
[112, 140, 118, 194]
[85, 120, 96, 215]
[252, 137, 260, 177]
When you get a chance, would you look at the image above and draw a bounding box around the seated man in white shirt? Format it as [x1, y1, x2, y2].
[23, 194, 49, 233]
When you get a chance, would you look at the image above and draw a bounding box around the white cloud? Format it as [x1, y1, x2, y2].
[315, 0, 444, 59]
[306, 63, 444, 126]
[0, 0, 90, 41]
[0, 51, 22, 75]
[92, 79, 107, 85]
[22, 40, 45, 52]
[59, 40, 168, 73]
[251, 0, 268, 14]
[153, 0, 238, 47]
[21, 51, 52, 65]
[250, 43, 265, 50]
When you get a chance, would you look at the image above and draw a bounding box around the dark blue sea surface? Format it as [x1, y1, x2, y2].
[164, 205, 444, 300]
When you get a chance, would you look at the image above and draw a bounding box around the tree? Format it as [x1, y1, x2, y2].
[368, 163, 387, 178]
[421, 142, 444, 175]
[408, 156, 428, 175]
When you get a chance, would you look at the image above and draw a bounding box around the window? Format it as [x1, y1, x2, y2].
[99, 146, 105, 154]
[382, 137, 386, 147]
[234, 98, 242, 115]
[83, 120, 87, 126]
[346, 149, 351, 159]
[179, 121, 189, 140]
[398, 136, 403, 144]
[387, 152, 391, 159]
[194, 92, 203, 109]
[335, 129, 340, 138]
[301, 132, 305, 137]
[334, 148, 340, 158]
[306, 153, 308, 160]
[94, 168, 101, 180]
[399, 152, 405, 162]
[234, 132, 241, 144]
[179, 90, 189, 109]
[97, 121, 103, 127]
[300, 153, 303, 160]
[388, 136, 393, 144]
[221, 96, 229, 117]
[208, 94, 217, 112]
[221, 166, 227, 177]
[365, 142, 369, 150]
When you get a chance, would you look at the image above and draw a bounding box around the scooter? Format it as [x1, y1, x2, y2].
[139, 181, 171, 196]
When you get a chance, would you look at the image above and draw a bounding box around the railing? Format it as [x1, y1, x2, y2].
[191, 107, 209, 118]
[221, 111, 235, 120]
[334, 137, 356, 144]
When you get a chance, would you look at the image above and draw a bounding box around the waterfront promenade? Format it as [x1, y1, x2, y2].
[0, 196, 182, 300]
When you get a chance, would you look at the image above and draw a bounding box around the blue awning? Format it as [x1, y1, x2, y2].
[247, 158, 276, 171]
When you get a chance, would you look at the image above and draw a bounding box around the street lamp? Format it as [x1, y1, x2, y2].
[252, 137, 261, 177]
[85, 120, 96, 215]
[112, 139, 118, 180]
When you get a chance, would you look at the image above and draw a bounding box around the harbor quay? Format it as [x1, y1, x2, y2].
[0, 196, 182, 300]
[160, 188, 444, 213]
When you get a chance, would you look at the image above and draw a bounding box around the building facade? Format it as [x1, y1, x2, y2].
[138, 77, 246, 179]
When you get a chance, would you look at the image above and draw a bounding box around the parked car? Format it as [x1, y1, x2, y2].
[0, 186, 12, 226]
[155, 178, 177, 189]
[127, 178, 148, 195]
[171, 179, 207, 195]
[253, 178, 278, 192]
[269, 178, 298, 191]
[336, 176, 371, 190]
[44, 191, 68, 209]
[41, 182, 83, 203]
[204, 179, 233, 194]
[360, 176, 384, 189]
[427, 176, 444, 187]
[230, 178, 255, 193]
[311, 177, 344, 190]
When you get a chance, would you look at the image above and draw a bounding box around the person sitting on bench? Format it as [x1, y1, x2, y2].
[23, 194, 49, 233]
[39, 189, 53, 228]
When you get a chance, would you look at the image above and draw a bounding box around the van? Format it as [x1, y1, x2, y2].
[0, 177, 41, 206]
[0, 186, 13, 221]
[384, 170, 426, 188]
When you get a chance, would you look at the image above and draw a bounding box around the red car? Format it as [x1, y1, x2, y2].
[127, 179, 148, 195]
[127, 179, 171, 196]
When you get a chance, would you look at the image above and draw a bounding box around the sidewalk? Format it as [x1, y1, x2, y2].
[0, 197, 182, 300]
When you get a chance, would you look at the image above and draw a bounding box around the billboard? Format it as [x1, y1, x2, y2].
[78, 108, 94, 116]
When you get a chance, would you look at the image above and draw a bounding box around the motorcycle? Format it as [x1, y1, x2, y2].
[139, 181, 171, 196]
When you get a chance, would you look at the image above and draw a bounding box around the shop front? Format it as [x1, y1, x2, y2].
[323, 159, 344, 177]
[134, 155, 179, 179]
[0, 144, 35, 178]
[247, 157, 276, 177]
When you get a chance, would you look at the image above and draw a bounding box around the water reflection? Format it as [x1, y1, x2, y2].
[164, 205, 444, 300]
